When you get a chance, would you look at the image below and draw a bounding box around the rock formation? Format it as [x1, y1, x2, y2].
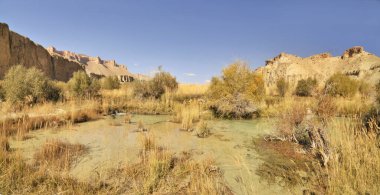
[0, 23, 83, 81]
[255, 46, 380, 92]
[47, 47, 142, 82]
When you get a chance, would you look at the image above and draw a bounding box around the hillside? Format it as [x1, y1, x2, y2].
[255, 46, 380, 91]
[46, 47, 146, 81]
[0, 23, 83, 81]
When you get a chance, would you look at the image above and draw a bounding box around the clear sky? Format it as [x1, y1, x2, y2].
[1, 0, 379, 83]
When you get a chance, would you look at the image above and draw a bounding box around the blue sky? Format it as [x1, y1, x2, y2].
[1, 0, 379, 83]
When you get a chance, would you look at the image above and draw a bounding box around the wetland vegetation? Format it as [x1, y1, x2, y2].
[0, 62, 379, 194]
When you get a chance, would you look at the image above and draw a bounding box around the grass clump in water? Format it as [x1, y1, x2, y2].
[34, 139, 87, 170]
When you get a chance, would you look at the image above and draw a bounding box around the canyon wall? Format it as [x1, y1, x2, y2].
[0, 23, 83, 82]
[46, 46, 137, 82]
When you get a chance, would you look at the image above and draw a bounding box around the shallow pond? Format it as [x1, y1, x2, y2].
[10, 115, 298, 194]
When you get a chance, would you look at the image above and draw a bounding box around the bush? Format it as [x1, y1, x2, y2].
[134, 70, 178, 99]
[207, 61, 264, 118]
[210, 94, 258, 119]
[295, 78, 317, 97]
[2, 65, 60, 104]
[276, 77, 288, 97]
[325, 73, 358, 97]
[208, 62, 264, 101]
[100, 76, 121, 90]
[68, 71, 100, 98]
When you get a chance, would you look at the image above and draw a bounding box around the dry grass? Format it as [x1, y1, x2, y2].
[34, 139, 87, 170]
[327, 118, 380, 194]
[0, 135, 10, 153]
[276, 103, 307, 142]
[174, 83, 208, 101]
[171, 100, 203, 131]
[0, 151, 109, 194]
[109, 132, 232, 194]
[259, 96, 316, 117]
[195, 120, 211, 138]
[333, 95, 372, 117]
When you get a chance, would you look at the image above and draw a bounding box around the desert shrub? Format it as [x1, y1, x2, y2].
[68, 71, 100, 98]
[295, 78, 317, 97]
[277, 104, 307, 142]
[210, 94, 258, 119]
[315, 95, 336, 123]
[100, 76, 120, 90]
[276, 77, 288, 97]
[325, 73, 358, 97]
[2, 65, 60, 104]
[207, 61, 264, 118]
[134, 71, 178, 99]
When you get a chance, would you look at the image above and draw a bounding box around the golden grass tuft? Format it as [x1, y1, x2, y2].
[174, 83, 209, 101]
[195, 120, 211, 138]
[327, 118, 380, 194]
[34, 139, 87, 170]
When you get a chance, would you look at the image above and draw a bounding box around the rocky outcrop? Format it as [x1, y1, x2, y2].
[0, 23, 83, 81]
[342, 46, 367, 59]
[47, 47, 140, 82]
[255, 46, 380, 92]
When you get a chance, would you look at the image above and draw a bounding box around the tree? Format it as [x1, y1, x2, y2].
[295, 78, 317, 97]
[2, 65, 60, 104]
[101, 76, 120, 90]
[325, 73, 358, 97]
[276, 77, 288, 97]
[206, 61, 265, 118]
[133, 69, 178, 99]
[68, 71, 100, 98]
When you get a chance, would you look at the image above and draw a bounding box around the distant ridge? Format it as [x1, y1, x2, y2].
[254, 46, 380, 91]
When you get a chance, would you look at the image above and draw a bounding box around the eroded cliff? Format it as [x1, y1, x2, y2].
[0, 23, 83, 81]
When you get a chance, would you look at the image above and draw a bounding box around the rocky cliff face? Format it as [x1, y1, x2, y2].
[46, 47, 136, 80]
[0, 23, 83, 82]
[255, 46, 380, 91]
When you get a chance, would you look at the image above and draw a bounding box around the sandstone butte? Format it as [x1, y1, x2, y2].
[1, 22, 379, 86]
[254, 46, 380, 91]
